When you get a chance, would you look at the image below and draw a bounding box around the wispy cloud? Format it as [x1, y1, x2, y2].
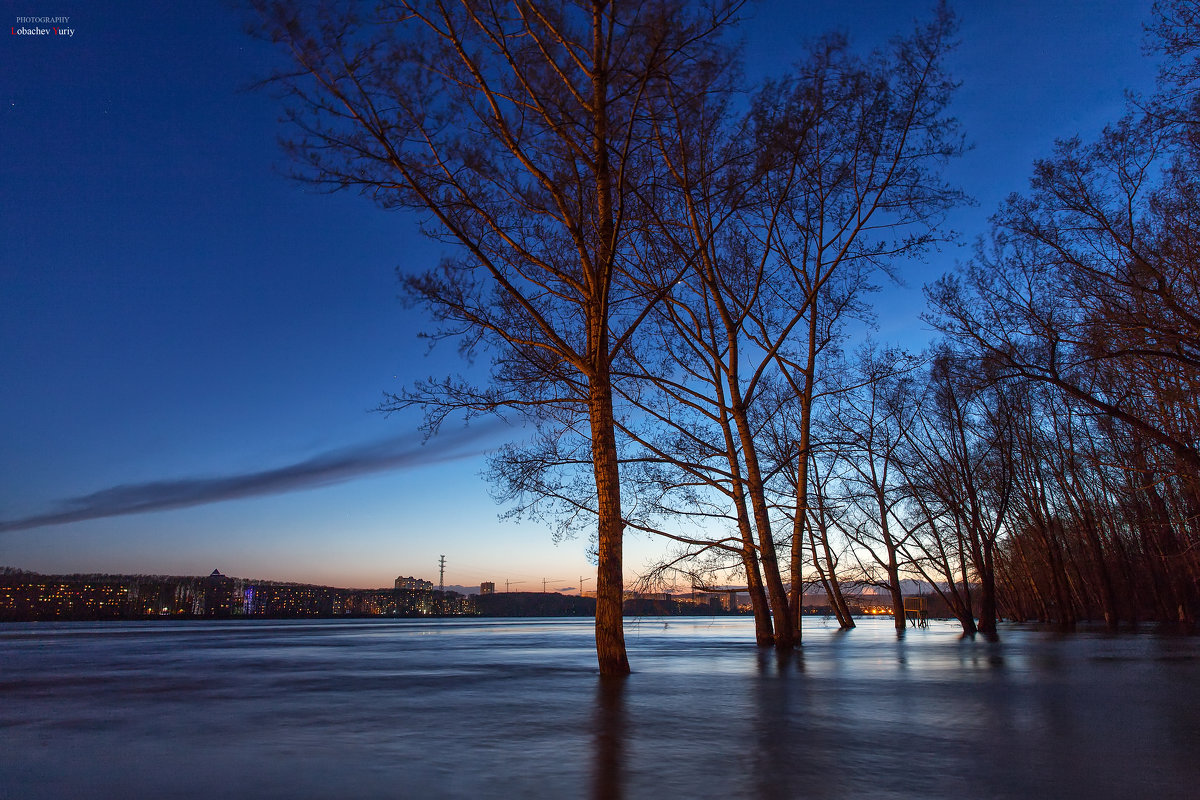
[0, 423, 504, 533]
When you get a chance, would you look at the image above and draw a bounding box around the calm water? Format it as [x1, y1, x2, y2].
[1, 616, 1198, 799]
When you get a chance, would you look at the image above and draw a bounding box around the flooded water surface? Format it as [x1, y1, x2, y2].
[2, 617, 1198, 799]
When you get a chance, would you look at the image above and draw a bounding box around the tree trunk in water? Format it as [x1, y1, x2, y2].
[977, 539, 998, 638]
[829, 580, 855, 628]
[730, 398, 794, 648]
[935, 542, 976, 634]
[888, 573, 906, 632]
[1045, 526, 1076, 627]
[879, 499, 905, 631]
[1080, 511, 1118, 630]
[926, 558, 975, 634]
[789, 336, 818, 640]
[724, 413, 774, 645]
[1012, 532, 1051, 621]
[789, 475, 805, 643]
[954, 592, 978, 635]
[809, 507, 855, 628]
[589, 373, 630, 676]
[742, 548, 775, 646]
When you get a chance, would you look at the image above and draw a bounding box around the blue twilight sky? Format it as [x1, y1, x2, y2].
[1, 1, 1158, 589]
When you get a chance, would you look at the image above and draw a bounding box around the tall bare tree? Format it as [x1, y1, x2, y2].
[254, 0, 741, 674]
[746, 11, 966, 632]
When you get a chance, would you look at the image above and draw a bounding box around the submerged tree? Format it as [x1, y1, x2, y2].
[749, 11, 965, 633]
[820, 347, 925, 630]
[901, 351, 1013, 636]
[253, 0, 742, 674]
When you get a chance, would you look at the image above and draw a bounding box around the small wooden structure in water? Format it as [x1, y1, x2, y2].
[904, 596, 929, 628]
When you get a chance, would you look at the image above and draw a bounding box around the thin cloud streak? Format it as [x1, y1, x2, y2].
[0, 423, 505, 533]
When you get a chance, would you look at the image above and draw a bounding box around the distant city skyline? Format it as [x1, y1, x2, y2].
[1, 0, 1157, 588]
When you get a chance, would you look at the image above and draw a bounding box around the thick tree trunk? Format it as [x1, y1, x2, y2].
[969, 531, 998, 636]
[589, 373, 630, 676]
[977, 540, 998, 637]
[734, 490, 774, 644]
[789, 466, 807, 643]
[730, 456, 774, 643]
[878, 495, 906, 631]
[950, 587, 978, 635]
[887, 567, 906, 632]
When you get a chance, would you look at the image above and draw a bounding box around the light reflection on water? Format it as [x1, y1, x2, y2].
[2, 617, 1198, 799]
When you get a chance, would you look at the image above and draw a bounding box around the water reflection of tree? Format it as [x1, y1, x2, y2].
[591, 677, 626, 800]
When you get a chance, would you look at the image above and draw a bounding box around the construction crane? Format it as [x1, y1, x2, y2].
[578, 576, 592, 597]
[542, 578, 563, 593]
[505, 580, 526, 594]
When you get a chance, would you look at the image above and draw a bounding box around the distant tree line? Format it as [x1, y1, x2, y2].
[254, 0, 1200, 669]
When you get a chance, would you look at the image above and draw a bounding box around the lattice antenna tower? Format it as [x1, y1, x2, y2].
[438, 555, 446, 595]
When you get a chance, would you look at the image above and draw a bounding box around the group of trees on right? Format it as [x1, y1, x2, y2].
[616, 0, 1200, 641]
[918, 0, 1200, 633]
[608, 0, 1200, 643]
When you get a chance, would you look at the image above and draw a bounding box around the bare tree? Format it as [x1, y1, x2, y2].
[746, 11, 966, 632]
[635, 10, 965, 647]
[820, 346, 924, 630]
[900, 351, 1013, 636]
[803, 432, 857, 628]
[254, 0, 741, 674]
